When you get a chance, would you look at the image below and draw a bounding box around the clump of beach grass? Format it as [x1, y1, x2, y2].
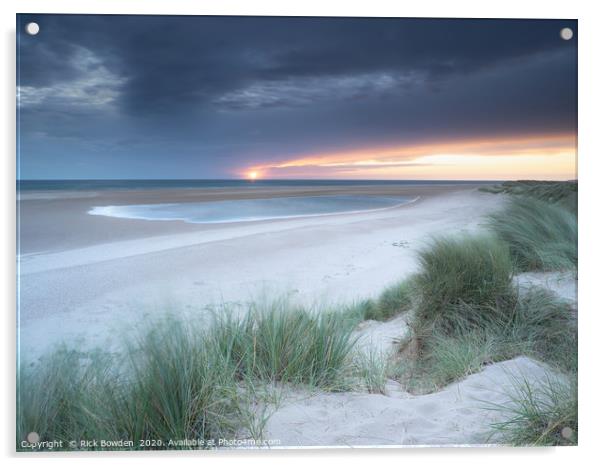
[17, 347, 119, 448]
[488, 373, 577, 446]
[120, 318, 242, 443]
[480, 180, 577, 213]
[212, 301, 357, 389]
[499, 287, 577, 373]
[488, 197, 577, 271]
[375, 280, 414, 318]
[396, 228, 575, 394]
[348, 279, 414, 322]
[352, 349, 391, 394]
[399, 285, 576, 394]
[17, 320, 243, 450]
[411, 234, 514, 340]
[414, 331, 498, 391]
[403, 222, 578, 437]
[18, 304, 358, 451]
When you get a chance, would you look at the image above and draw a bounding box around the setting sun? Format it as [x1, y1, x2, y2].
[247, 171, 259, 180]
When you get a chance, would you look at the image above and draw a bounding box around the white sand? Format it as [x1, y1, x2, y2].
[515, 271, 577, 306]
[264, 356, 556, 447]
[19, 188, 505, 361]
[353, 314, 411, 357]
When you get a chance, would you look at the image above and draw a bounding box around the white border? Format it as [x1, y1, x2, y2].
[2, 1, 601, 465]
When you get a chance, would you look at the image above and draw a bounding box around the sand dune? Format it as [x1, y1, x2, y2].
[265, 356, 556, 447]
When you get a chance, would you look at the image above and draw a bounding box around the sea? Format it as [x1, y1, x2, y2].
[17, 179, 490, 191]
[18, 179, 494, 224]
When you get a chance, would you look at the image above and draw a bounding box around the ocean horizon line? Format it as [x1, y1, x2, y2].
[16, 179, 504, 192]
[17, 178, 506, 182]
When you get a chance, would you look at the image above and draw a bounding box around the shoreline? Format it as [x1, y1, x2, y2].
[19, 194, 431, 275]
[18, 186, 504, 361]
[17, 183, 488, 255]
[87, 195, 421, 225]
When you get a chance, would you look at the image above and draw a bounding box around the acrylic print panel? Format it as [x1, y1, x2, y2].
[16, 14, 578, 451]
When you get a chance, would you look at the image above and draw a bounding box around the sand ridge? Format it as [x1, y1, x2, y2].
[264, 356, 556, 447]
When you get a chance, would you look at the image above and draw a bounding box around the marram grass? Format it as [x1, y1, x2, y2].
[401, 285, 576, 394]
[411, 233, 514, 338]
[17, 304, 358, 451]
[17, 347, 121, 448]
[352, 349, 391, 394]
[398, 228, 576, 396]
[17, 322, 242, 451]
[347, 278, 414, 322]
[211, 300, 357, 388]
[488, 374, 577, 446]
[488, 197, 577, 271]
[480, 180, 577, 213]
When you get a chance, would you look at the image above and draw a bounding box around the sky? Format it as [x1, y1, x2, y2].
[17, 15, 577, 180]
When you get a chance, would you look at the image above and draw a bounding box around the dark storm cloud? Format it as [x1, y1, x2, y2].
[18, 15, 576, 112]
[16, 14, 577, 178]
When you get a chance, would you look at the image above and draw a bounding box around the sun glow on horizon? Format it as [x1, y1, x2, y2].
[242, 133, 576, 181]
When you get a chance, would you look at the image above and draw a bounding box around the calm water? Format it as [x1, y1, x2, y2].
[17, 179, 492, 191]
[89, 195, 416, 224]
[20, 179, 492, 224]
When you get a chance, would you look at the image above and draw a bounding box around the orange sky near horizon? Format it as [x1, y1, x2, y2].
[243, 133, 577, 181]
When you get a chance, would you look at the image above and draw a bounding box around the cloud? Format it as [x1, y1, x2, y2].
[213, 71, 422, 109]
[15, 15, 578, 179]
[17, 15, 577, 115]
[18, 46, 126, 109]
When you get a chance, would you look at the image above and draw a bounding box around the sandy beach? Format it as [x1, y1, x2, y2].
[17, 183, 578, 448]
[18, 184, 500, 360]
